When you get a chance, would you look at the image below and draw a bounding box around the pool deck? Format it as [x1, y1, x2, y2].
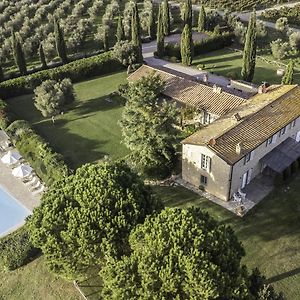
[0, 160, 40, 212]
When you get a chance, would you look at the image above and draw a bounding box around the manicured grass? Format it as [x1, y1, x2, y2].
[0, 257, 81, 300]
[192, 48, 300, 85]
[7, 71, 129, 169]
[152, 173, 300, 300]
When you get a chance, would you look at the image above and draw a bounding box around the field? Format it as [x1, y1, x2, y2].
[186, 0, 290, 11]
[192, 48, 300, 85]
[7, 71, 129, 169]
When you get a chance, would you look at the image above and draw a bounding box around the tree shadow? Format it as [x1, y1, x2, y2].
[193, 53, 242, 66]
[266, 267, 300, 284]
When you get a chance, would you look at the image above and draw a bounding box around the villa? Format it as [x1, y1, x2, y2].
[129, 65, 300, 204]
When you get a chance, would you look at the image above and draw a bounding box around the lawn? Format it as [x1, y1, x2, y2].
[152, 173, 300, 300]
[192, 48, 300, 85]
[0, 257, 81, 300]
[7, 71, 129, 169]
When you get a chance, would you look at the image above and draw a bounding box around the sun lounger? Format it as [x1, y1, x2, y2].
[33, 185, 45, 195]
[25, 176, 37, 186]
[29, 181, 41, 192]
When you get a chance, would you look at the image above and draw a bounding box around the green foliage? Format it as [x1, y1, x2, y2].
[116, 16, 125, 43]
[181, 24, 193, 66]
[241, 10, 257, 82]
[270, 39, 291, 60]
[157, 4, 165, 58]
[0, 226, 40, 271]
[282, 60, 294, 84]
[39, 43, 47, 70]
[12, 31, 27, 76]
[164, 33, 233, 59]
[113, 41, 137, 66]
[198, 5, 206, 32]
[261, 4, 300, 26]
[131, 3, 143, 63]
[182, 0, 192, 27]
[120, 74, 179, 179]
[148, 4, 156, 40]
[54, 18, 68, 64]
[6, 120, 70, 185]
[163, 0, 170, 36]
[0, 65, 4, 82]
[101, 207, 253, 299]
[0, 52, 123, 99]
[27, 161, 163, 279]
[0, 99, 15, 129]
[34, 78, 75, 117]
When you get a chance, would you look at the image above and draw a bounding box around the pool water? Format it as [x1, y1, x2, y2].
[0, 186, 31, 237]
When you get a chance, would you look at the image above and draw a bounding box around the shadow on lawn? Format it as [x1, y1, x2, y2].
[266, 267, 300, 284]
[33, 119, 109, 169]
[155, 173, 300, 243]
[193, 53, 242, 66]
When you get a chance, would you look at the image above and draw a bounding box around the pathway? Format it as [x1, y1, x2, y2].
[142, 32, 231, 88]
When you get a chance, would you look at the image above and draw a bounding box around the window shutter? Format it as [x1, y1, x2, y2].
[208, 157, 211, 172]
[250, 151, 254, 160]
[273, 134, 277, 143]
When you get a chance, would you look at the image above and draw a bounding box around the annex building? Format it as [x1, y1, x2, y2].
[129, 65, 300, 203]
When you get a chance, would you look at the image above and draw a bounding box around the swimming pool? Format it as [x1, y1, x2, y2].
[0, 186, 31, 237]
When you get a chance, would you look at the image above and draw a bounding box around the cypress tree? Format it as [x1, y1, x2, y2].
[103, 26, 109, 51]
[149, 5, 156, 40]
[162, 0, 170, 36]
[181, 24, 193, 66]
[39, 43, 47, 69]
[0, 65, 4, 82]
[241, 10, 257, 82]
[157, 4, 164, 58]
[131, 3, 143, 63]
[183, 0, 192, 27]
[54, 18, 68, 64]
[198, 5, 206, 32]
[116, 15, 125, 43]
[12, 31, 27, 75]
[282, 60, 294, 84]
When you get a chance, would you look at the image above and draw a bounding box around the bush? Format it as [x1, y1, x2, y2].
[34, 78, 75, 117]
[0, 52, 123, 99]
[270, 39, 291, 60]
[164, 33, 234, 59]
[6, 120, 70, 185]
[0, 99, 15, 129]
[0, 226, 40, 271]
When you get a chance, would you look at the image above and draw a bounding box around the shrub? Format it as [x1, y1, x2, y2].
[0, 52, 123, 99]
[0, 99, 15, 129]
[270, 39, 291, 60]
[34, 78, 75, 117]
[6, 120, 70, 185]
[0, 226, 40, 271]
[164, 33, 234, 59]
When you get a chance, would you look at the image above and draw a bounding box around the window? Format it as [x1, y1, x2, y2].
[244, 151, 253, 164]
[203, 111, 211, 125]
[201, 154, 211, 171]
[291, 119, 297, 128]
[266, 136, 273, 147]
[200, 175, 207, 185]
[279, 126, 286, 136]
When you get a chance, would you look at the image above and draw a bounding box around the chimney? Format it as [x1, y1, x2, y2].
[234, 113, 242, 121]
[209, 138, 216, 146]
[203, 73, 208, 83]
[236, 142, 244, 155]
[213, 84, 222, 94]
[258, 82, 270, 94]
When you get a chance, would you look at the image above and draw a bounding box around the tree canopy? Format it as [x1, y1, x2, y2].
[120, 74, 179, 178]
[28, 161, 162, 279]
[100, 207, 271, 300]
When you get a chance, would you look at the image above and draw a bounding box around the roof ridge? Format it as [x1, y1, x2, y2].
[211, 85, 298, 145]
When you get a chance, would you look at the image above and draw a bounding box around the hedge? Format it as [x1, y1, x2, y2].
[0, 51, 124, 99]
[6, 120, 70, 185]
[0, 98, 16, 129]
[164, 32, 234, 60]
[0, 226, 40, 271]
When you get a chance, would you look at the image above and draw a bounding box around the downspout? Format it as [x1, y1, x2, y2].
[227, 163, 234, 201]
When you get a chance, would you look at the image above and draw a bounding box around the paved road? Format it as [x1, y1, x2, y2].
[142, 32, 231, 88]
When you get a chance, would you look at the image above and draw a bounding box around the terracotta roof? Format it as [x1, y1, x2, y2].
[182, 85, 300, 164]
[128, 65, 246, 116]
